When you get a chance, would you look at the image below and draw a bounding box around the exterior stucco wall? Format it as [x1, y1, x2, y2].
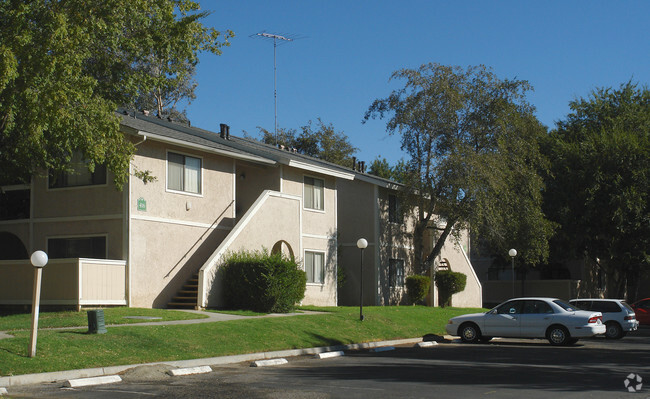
[376, 187, 417, 305]
[431, 229, 483, 308]
[0, 174, 126, 260]
[32, 173, 123, 219]
[0, 222, 30, 256]
[128, 140, 236, 307]
[302, 235, 337, 306]
[201, 191, 303, 308]
[282, 168, 338, 306]
[235, 161, 280, 218]
[336, 179, 378, 306]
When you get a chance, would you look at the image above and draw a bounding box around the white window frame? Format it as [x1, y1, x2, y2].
[303, 175, 325, 212]
[166, 150, 203, 196]
[304, 250, 326, 285]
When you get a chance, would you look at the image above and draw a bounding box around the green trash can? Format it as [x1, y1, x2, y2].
[87, 309, 107, 334]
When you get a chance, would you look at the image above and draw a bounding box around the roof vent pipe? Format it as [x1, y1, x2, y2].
[352, 156, 357, 171]
[219, 123, 227, 139]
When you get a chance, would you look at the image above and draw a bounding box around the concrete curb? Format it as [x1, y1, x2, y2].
[0, 337, 427, 387]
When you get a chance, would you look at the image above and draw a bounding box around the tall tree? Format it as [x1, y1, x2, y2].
[368, 157, 394, 179]
[0, 0, 232, 187]
[365, 63, 553, 274]
[368, 157, 409, 184]
[255, 119, 358, 167]
[543, 82, 650, 300]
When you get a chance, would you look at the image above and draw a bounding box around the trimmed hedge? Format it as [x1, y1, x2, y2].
[222, 250, 306, 313]
[435, 270, 467, 307]
[405, 275, 431, 305]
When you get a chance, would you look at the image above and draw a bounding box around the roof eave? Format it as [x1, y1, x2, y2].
[135, 131, 277, 166]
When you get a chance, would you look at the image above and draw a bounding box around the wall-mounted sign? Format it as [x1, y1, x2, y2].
[137, 197, 147, 212]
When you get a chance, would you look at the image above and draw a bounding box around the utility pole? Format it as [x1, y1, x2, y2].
[253, 32, 296, 145]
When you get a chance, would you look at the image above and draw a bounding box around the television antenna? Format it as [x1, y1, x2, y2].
[252, 31, 300, 144]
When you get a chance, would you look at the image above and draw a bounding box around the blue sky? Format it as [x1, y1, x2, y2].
[187, 1, 650, 166]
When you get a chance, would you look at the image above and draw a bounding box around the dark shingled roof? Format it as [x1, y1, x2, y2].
[117, 109, 399, 187]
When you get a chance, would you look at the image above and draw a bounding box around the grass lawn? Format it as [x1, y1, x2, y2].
[0, 306, 483, 377]
[0, 308, 208, 331]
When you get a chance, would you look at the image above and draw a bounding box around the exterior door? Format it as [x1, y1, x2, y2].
[483, 300, 523, 337]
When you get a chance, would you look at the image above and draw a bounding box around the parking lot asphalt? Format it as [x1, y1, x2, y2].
[4, 326, 649, 398]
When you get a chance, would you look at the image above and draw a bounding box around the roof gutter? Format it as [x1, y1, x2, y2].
[287, 159, 355, 180]
[136, 131, 276, 166]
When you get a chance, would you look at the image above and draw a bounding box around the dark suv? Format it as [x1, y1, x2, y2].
[569, 299, 638, 339]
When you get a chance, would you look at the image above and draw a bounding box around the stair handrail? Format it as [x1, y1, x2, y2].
[197, 190, 301, 308]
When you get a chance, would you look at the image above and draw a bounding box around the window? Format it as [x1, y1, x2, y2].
[572, 300, 592, 310]
[168, 152, 201, 194]
[591, 301, 622, 313]
[496, 300, 523, 314]
[522, 300, 554, 314]
[388, 194, 401, 223]
[389, 258, 405, 288]
[304, 176, 324, 210]
[48, 236, 107, 259]
[305, 251, 325, 284]
[49, 152, 106, 188]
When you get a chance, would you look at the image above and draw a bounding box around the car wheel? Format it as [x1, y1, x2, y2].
[547, 325, 570, 346]
[605, 322, 623, 339]
[459, 322, 481, 343]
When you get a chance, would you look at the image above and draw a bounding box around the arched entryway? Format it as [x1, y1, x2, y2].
[0, 232, 29, 260]
[271, 240, 295, 261]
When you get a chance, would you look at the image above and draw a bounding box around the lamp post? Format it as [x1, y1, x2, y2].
[29, 250, 48, 357]
[508, 248, 517, 298]
[356, 238, 368, 321]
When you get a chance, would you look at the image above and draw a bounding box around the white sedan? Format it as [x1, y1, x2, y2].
[446, 297, 606, 345]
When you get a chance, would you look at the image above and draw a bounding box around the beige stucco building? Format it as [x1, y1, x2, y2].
[0, 111, 482, 309]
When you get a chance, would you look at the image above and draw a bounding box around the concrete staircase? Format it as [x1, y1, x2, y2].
[167, 273, 199, 309]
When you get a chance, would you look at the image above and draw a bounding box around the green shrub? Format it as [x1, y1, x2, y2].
[222, 250, 307, 313]
[435, 270, 467, 307]
[405, 275, 431, 305]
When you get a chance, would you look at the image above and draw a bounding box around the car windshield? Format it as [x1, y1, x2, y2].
[554, 300, 578, 312]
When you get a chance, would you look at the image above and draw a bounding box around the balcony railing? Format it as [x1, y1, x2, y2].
[0, 258, 127, 310]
